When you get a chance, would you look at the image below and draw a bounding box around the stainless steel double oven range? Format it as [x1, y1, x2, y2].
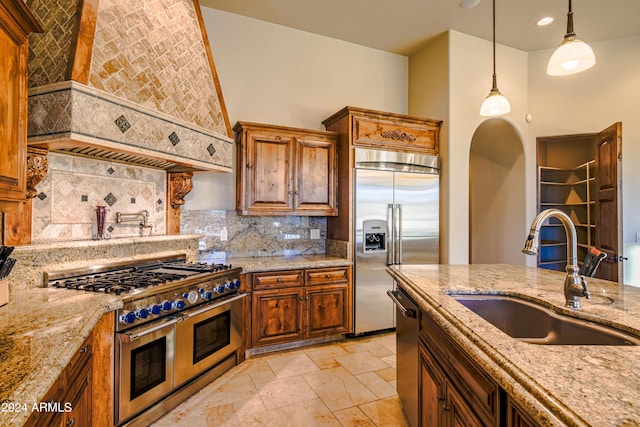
[47, 255, 246, 426]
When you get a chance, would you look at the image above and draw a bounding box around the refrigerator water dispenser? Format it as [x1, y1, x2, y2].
[363, 219, 387, 252]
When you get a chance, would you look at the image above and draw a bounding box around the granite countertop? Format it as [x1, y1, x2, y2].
[387, 263, 640, 427]
[226, 254, 352, 273]
[0, 287, 121, 426]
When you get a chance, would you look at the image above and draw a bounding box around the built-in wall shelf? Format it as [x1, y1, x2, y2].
[537, 161, 596, 272]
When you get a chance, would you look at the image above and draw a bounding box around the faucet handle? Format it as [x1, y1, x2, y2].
[580, 276, 591, 299]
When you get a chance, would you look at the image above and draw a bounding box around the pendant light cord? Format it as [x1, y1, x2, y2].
[491, 0, 498, 91]
[566, 0, 575, 37]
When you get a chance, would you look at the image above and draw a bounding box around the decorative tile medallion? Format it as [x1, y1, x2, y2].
[81, 195, 88, 202]
[207, 144, 216, 156]
[104, 193, 118, 207]
[114, 115, 131, 133]
[168, 131, 180, 146]
[38, 192, 47, 200]
[107, 167, 115, 175]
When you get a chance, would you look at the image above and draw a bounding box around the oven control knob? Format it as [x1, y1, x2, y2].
[234, 279, 242, 288]
[151, 304, 162, 315]
[120, 311, 136, 325]
[161, 300, 173, 311]
[182, 290, 199, 304]
[136, 308, 150, 319]
[214, 285, 226, 294]
[174, 299, 186, 310]
[203, 291, 213, 300]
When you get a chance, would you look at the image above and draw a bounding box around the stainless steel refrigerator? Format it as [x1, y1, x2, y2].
[354, 148, 439, 335]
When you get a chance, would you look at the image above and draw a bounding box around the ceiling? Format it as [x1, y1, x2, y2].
[199, 0, 640, 55]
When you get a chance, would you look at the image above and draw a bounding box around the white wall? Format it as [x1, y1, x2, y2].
[188, 7, 409, 210]
[409, 31, 529, 264]
[528, 35, 640, 285]
[408, 32, 450, 261]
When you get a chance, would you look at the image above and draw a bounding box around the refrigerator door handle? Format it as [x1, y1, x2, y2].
[387, 204, 395, 265]
[396, 204, 403, 264]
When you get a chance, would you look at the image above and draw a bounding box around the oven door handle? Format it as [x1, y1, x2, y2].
[181, 293, 249, 319]
[118, 316, 181, 343]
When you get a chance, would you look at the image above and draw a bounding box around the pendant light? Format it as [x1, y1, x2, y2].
[547, 0, 595, 76]
[480, 0, 510, 117]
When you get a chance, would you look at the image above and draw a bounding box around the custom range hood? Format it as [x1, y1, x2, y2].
[25, 0, 233, 172]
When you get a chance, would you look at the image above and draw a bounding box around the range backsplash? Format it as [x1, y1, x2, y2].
[32, 153, 167, 242]
[181, 209, 326, 259]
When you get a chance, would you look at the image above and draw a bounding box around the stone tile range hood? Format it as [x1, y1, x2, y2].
[25, 0, 233, 172]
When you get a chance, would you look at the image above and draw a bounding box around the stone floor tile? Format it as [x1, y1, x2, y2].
[375, 366, 397, 382]
[303, 366, 378, 411]
[332, 406, 376, 426]
[238, 398, 342, 426]
[255, 375, 318, 409]
[359, 396, 409, 427]
[355, 372, 397, 399]
[335, 351, 391, 376]
[266, 352, 321, 378]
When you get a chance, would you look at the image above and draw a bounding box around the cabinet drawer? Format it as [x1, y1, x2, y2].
[352, 114, 439, 154]
[252, 270, 304, 290]
[420, 312, 498, 425]
[306, 267, 349, 286]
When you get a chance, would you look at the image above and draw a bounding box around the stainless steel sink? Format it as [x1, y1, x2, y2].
[450, 294, 640, 346]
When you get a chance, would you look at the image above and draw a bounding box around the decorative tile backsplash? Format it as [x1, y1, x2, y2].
[181, 210, 327, 258]
[32, 153, 166, 242]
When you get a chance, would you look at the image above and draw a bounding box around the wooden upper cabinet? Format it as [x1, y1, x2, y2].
[323, 106, 442, 155]
[0, 0, 43, 209]
[235, 122, 338, 216]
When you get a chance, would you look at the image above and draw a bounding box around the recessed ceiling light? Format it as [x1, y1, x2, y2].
[536, 16, 554, 26]
[459, 0, 481, 9]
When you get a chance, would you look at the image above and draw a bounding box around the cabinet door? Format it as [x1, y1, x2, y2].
[419, 344, 446, 427]
[294, 136, 337, 215]
[62, 360, 93, 427]
[252, 288, 304, 346]
[244, 131, 294, 214]
[446, 384, 484, 427]
[306, 284, 349, 337]
[0, 3, 32, 205]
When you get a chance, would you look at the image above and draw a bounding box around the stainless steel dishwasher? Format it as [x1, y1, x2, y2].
[387, 287, 418, 427]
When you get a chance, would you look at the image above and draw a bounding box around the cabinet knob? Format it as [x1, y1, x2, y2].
[66, 418, 76, 426]
[277, 278, 283, 283]
[79, 345, 90, 354]
[325, 274, 331, 279]
[441, 404, 449, 411]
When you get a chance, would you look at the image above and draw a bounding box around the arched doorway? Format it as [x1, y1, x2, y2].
[469, 119, 526, 264]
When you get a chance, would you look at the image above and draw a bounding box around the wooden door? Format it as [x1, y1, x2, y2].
[306, 285, 349, 337]
[419, 344, 446, 427]
[594, 123, 623, 282]
[251, 288, 304, 346]
[245, 131, 294, 213]
[294, 137, 337, 215]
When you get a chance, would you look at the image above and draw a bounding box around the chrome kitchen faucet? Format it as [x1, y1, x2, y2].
[115, 209, 154, 235]
[522, 208, 590, 309]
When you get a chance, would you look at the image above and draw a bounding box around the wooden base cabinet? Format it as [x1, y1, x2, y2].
[416, 305, 545, 427]
[419, 311, 499, 426]
[26, 312, 113, 427]
[250, 266, 351, 348]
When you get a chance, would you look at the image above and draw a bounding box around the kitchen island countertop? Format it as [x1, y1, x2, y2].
[0, 287, 121, 426]
[387, 263, 640, 427]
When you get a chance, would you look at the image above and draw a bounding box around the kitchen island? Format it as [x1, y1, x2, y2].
[387, 263, 640, 426]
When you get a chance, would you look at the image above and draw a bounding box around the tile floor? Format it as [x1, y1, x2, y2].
[152, 333, 409, 426]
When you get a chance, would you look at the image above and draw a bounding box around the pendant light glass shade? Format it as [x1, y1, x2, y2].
[547, 0, 595, 76]
[480, 88, 511, 116]
[480, 0, 510, 117]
